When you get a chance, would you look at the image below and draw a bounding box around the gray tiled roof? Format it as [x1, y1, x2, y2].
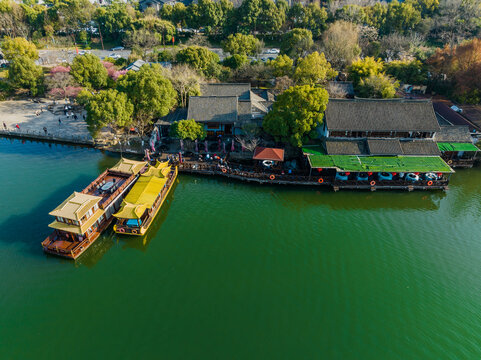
[367, 138, 403, 155]
[326, 99, 441, 132]
[400, 140, 440, 155]
[187, 96, 237, 123]
[200, 83, 251, 100]
[325, 139, 367, 155]
[434, 125, 473, 142]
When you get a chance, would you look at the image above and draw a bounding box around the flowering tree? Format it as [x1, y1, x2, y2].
[45, 66, 76, 99]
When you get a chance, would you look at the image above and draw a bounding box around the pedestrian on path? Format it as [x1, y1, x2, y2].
[43, 126, 47, 135]
[3, 122, 6, 130]
[15, 124, 20, 130]
[58, 118, 61, 125]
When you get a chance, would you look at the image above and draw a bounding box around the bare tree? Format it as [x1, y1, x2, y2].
[431, 0, 481, 48]
[164, 64, 205, 108]
[327, 82, 349, 98]
[235, 122, 261, 152]
[321, 21, 361, 69]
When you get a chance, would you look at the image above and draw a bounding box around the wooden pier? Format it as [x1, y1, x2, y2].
[176, 161, 450, 191]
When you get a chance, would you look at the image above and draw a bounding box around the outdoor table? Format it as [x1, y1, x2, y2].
[100, 181, 115, 191]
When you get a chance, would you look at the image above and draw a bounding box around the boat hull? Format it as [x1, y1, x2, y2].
[114, 166, 178, 236]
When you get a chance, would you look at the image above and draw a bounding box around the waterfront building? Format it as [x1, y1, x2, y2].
[302, 99, 455, 189]
[187, 83, 270, 137]
[434, 126, 479, 168]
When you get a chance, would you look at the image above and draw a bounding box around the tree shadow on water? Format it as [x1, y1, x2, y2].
[0, 175, 107, 262]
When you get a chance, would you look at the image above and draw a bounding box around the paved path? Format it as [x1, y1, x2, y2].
[0, 99, 92, 142]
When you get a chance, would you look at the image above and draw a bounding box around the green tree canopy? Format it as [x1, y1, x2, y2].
[263, 84, 329, 147]
[381, 0, 421, 34]
[176, 46, 220, 76]
[1, 37, 38, 60]
[287, 3, 327, 37]
[8, 55, 43, 95]
[268, 54, 294, 77]
[384, 59, 427, 84]
[85, 89, 134, 137]
[70, 53, 108, 90]
[357, 73, 399, 98]
[293, 51, 337, 85]
[169, 119, 206, 140]
[223, 54, 249, 69]
[222, 33, 261, 56]
[280, 28, 313, 58]
[117, 64, 177, 136]
[237, 0, 285, 34]
[348, 56, 384, 85]
[94, 1, 133, 40]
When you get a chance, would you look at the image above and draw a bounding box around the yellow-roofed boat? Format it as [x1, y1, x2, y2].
[113, 160, 178, 236]
[41, 158, 148, 259]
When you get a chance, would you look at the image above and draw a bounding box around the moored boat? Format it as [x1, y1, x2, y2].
[113, 160, 178, 236]
[41, 158, 147, 259]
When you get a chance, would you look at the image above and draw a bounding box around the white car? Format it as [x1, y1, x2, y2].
[108, 53, 122, 60]
[111, 46, 124, 51]
[78, 50, 91, 55]
[265, 48, 280, 54]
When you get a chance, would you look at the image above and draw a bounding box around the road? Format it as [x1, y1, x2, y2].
[37, 47, 279, 65]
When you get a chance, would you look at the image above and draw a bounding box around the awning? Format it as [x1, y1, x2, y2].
[306, 154, 454, 173]
[437, 142, 479, 152]
[253, 147, 285, 161]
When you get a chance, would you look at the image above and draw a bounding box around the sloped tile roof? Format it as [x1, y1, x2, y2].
[325, 139, 367, 155]
[187, 96, 237, 123]
[367, 138, 403, 155]
[326, 99, 440, 132]
[253, 147, 285, 161]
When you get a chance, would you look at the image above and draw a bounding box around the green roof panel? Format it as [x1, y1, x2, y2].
[308, 154, 454, 173]
[437, 142, 479, 152]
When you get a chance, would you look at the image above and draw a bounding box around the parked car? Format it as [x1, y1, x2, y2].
[108, 53, 121, 60]
[78, 50, 91, 55]
[111, 46, 124, 51]
[265, 48, 280, 54]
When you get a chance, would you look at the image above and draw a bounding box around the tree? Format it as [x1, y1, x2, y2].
[8, 55, 43, 95]
[287, 3, 327, 37]
[58, 0, 95, 43]
[169, 119, 206, 140]
[293, 52, 337, 85]
[237, 0, 285, 34]
[222, 33, 261, 56]
[268, 54, 293, 77]
[117, 64, 177, 136]
[71, 54, 108, 90]
[280, 28, 313, 58]
[1, 37, 38, 60]
[94, 1, 133, 40]
[223, 54, 249, 69]
[357, 73, 399, 98]
[176, 46, 220, 76]
[322, 21, 361, 69]
[136, 16, 176, 46]
[124, 29, 161, 56]
[235, 121, 260, 151]
[263, 85, 329, 147]
[381, 0, 421, 35]
[348, 57, 384, 85]
[431, 0, 481, 47]
[45, 66, 75, 99]
[164, 64, 204, 108]
[384, 59, 427, 84]
[84, 89, 134, 137]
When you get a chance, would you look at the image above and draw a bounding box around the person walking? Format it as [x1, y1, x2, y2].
[58, 118, 61, 125]
[3, 121, 6, 130]
[15, 124, 20, 130]
[43, 126, 47, 135]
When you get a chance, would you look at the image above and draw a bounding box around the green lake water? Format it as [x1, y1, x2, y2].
[1, 137, 481, 359]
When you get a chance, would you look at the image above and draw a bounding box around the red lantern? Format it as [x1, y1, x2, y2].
[415, 172, 420, 175]
[368, 172, 373, 176]
[317, 168, 322, 172]
[437, 173, 442, 177]
[392, 172, 397, 176]
[346, 172, 350, 175]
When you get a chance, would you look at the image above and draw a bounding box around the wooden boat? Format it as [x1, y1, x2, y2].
[41, 158, 148, 259]
[113, 160, 178, 236]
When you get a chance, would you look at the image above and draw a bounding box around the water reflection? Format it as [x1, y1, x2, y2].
[117, 179, 178, 252]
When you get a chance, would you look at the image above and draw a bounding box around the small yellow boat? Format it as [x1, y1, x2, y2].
[113, 160, 178, 236]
